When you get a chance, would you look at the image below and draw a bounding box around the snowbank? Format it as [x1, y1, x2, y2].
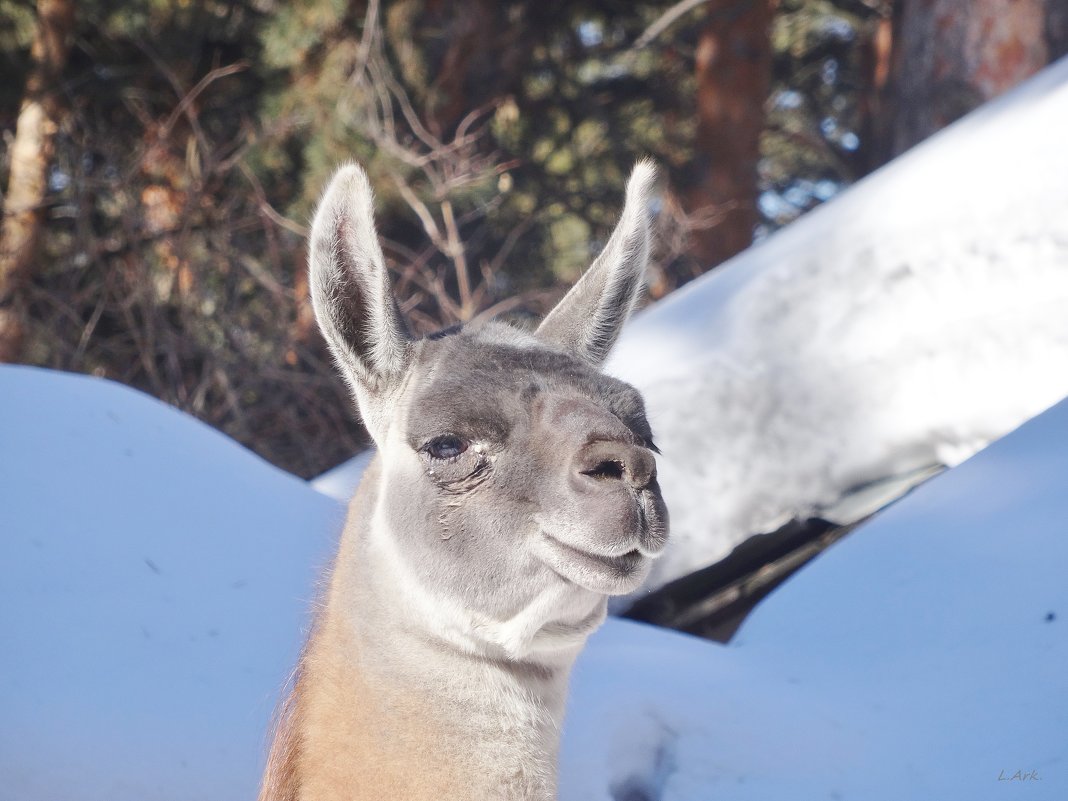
[4, 365, 1066, 799]
[310, 447, 374, 501]
[604, 55, 1068, 593]
[0, 366, 343, 801]
[564, 394, 1068, 799]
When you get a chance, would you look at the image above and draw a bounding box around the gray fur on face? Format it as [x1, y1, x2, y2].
[309, 161, 668, 656]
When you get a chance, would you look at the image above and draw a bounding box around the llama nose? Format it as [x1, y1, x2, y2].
[574, 439, 656, 491]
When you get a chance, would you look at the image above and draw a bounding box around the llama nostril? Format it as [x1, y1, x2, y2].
[576, 441, 656, 491]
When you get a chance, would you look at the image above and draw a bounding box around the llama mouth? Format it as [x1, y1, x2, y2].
[537, 532, 648, 594]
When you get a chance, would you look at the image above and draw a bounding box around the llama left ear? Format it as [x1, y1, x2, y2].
[308, 162, 414, 443]
[535, 160, 656, 367]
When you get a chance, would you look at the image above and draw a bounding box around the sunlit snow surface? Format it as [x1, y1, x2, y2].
[310, 448, 375, 500]
[0, 367, 343, 800]
[564, 394, 1068, 799]
[3, 363, 1067, 798]
[604, 57, 1068, 592]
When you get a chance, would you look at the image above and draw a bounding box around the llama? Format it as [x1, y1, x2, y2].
[260, 161, 668, 801]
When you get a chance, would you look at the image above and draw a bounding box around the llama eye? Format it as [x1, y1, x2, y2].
[424, 435, 468, 460]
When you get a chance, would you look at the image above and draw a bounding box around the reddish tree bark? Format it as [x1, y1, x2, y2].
[681, 0, 773, 270]
[856, 10, 897, 174]
[0, 0, 75, 363]
[886, 0, 1057, 156]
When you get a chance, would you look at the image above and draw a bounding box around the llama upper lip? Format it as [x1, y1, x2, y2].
[635, 488, 668, 557]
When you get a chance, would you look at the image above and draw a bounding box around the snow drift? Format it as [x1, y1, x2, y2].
[0, 366, 341, 800]
[605, 55, 1068, 593]
[3, 361, 1067, 799]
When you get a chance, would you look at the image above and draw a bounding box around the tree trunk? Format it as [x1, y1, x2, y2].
[885, 0, 1058, 157]
[0, 0, 75, 363]
[856, 8, 897, 174]
[680, 0, 773, 270]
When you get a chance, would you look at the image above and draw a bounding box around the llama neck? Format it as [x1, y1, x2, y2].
[292, 553, 576, 801]
[264, 463, 588, 801]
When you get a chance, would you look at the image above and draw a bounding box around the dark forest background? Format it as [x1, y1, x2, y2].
[2, 0, 1066, 477]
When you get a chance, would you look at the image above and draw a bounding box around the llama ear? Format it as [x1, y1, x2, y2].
[309, 162, 413, 440]
[535, 160, 656, 367]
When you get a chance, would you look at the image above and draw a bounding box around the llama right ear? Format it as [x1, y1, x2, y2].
[535, 160, 656, 367]
[309, 163, 413, 442]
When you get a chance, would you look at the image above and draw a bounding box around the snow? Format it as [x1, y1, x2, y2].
[4, 362, 1067, 799]
[310, 447, 374, 501]
[0, 366, 343, 801]
[602, 56, 1068, 594]
[563, 393, 1068, 799]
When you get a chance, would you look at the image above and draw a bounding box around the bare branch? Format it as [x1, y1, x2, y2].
[239, 162, 310, 237]
[630, 0, 713, 52]
[352, 0, 380, 84]
[439, 199, 472, 318]
[393, 176, 446, 250]
[160, 61, 248, 142]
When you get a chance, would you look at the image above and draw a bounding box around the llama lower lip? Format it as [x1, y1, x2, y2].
[539, 533, 645, 586]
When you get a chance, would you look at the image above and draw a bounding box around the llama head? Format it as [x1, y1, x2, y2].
[309, 162, 667, 658]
